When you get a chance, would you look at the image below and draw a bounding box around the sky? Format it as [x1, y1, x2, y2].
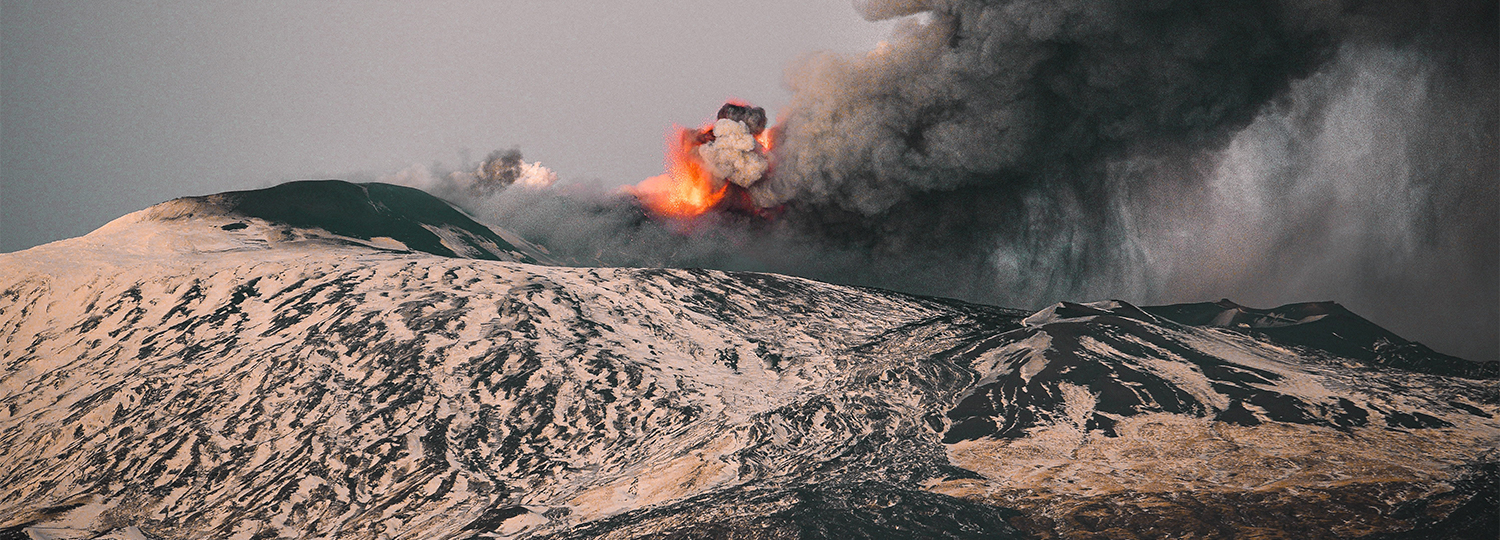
[1, 0, 893, 253]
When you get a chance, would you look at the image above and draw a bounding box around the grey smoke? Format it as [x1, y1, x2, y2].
[1148, 42, 1498, 363]
[756, 0, 1345, 213]
[476, 148, 526, 194]
[402, 0, 1498, 362]
[716, 103, 768, 136]
[747, 0, 1496, 362]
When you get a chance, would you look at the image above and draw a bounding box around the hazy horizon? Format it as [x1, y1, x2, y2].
[2, 1, 894, 252]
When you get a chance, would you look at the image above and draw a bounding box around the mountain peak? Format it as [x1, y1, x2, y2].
[1143, 300, 1495, 379]
[170, 180, 548, 262]
[55, 180, 551, 264]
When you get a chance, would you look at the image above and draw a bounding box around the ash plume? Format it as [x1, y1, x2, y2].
[387, 147, 557, 199]
[742, 0, 1496, 361]
[394, 0, 1497, 362]
[697, 119, 769, 189]
[692, 103, 773, 199]
[476, 148, 527, 193]
[474, 147, 558, 192]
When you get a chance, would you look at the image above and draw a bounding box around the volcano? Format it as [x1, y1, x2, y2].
[1, 181, 1495, 539]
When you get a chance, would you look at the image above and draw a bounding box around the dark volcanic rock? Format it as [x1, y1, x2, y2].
[165, 179, 543, 262]
[1356, 462, 1500, 540]
[1144, 299, 1499, 379]
[541, 482, 1028, 540]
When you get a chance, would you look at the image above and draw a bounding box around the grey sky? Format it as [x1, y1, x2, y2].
[1, 1, 893, 252]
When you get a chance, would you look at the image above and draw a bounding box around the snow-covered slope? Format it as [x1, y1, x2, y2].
[1, 182, 1495, 539]
[71, 179, 555, 264]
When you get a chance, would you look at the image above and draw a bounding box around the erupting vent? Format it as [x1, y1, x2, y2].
[630, 102, 776, 219]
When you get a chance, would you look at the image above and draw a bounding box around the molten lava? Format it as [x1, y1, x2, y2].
[756, 128, 775, 154]
[631, 101, 774, 220]
[629, 127, 728, 219]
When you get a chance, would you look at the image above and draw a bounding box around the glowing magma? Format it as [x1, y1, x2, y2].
[630, 102, 776, 220]
[629, 127, 728, 219]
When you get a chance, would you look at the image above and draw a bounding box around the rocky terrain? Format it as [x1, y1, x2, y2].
[1, 181, 1494, 539]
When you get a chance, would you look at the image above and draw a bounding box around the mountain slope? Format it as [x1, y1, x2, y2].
[0, 183, 1495, 540]
[87, 179, 554, 263]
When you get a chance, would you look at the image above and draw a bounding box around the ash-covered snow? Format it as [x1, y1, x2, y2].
[0, 183, 1495, 539]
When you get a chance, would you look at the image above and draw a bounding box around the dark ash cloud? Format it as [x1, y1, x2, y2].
[397, 0, 1498, 362]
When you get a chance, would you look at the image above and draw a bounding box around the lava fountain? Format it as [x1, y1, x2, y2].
[630, 102, 773, 219]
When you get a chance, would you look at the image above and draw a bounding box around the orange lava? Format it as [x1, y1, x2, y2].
[631, 102, 777, 220]
[756, 129, 775, 153]
[629, 126, 727, 219]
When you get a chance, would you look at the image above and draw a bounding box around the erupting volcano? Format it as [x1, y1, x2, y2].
[630, 102, 776, 219]
[2, 180, 1496, 539]
[4, 0, 1495, 538]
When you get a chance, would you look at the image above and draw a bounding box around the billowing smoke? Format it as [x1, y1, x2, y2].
[698, 119, 768, 189]
[695, 103, 773, 196]
[383, 147, 556, 202]
[741, 0, 1496, 361]
[754, 0, 1338, 213]
[392, 0, 1497, 362]
[473, 148, 558, 192]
